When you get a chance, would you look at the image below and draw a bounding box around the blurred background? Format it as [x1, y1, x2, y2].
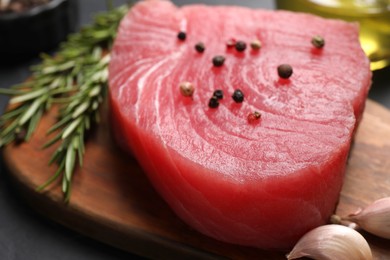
[0, 1, 389, 259]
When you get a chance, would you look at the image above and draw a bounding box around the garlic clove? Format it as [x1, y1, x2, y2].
[286, 224, 372, 260]
[343, 197, 390, 239]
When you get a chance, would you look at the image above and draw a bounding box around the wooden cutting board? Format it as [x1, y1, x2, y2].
[3, 99, 390, 259]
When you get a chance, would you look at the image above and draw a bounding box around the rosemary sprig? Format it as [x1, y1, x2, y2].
[0, 5, 129, 201]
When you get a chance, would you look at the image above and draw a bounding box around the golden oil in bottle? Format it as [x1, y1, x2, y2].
[276, 0, 390, 70]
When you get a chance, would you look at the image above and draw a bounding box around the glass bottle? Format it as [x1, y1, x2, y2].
[275, 0, 390, 70]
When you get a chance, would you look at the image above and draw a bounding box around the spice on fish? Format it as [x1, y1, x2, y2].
[179, 81, 195, 97]
[247, 111, 261, 123]
[208, 96, 219, 108]
[195, 42, 205, 53]
[232, 89, 244, 103]
[212, 55, 225, 67]
[250, 40, 262, 50]
[177, 31, 186, 41]
[213, 89, 224, 100]
[235, 41, 247, 52]
[311, 35, 325, 48]
[226, 38, 236, 48]
[277, 64, 293, 79]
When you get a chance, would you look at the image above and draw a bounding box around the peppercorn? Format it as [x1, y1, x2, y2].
[232, 89, 244, 103]
[208, 96, 219, 108]
[177, 31, 186, 41]
[212, 55, 225, 67]
[195, 42, 205, 53]
[311, 35, 325, 48]
[277, 64, 293, 79]
[235, 41, 247, 52]
[250, 40, 262, 50]
[179, 81, 195, 97]
[213, 89, 224, 99]
[247, 111, 261, 123]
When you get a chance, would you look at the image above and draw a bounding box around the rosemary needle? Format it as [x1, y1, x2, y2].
[0, 5, 129, 202]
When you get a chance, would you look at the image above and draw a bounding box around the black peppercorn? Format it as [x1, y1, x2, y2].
[177, 31, 186, 41]
[235, 41, 247, 52]
[208, 96, 219, 108]
[232, 89, 244, 103]
[277, 64, 293, 79]
[212, 55, 225, 67]
[213, 89, 224, 99]
[195, 42, 205, 53]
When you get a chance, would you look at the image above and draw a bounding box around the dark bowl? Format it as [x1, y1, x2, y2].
[0, 0, 78, 64]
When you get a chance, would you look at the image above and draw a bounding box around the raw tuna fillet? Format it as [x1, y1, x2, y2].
[108, 0, 371, 249]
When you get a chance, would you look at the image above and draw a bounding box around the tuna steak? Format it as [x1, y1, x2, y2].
[108, 0, 371, 249]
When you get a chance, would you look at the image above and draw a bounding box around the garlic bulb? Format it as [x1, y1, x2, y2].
[343, 197, 390, 239]
[286, 224, 372, 260]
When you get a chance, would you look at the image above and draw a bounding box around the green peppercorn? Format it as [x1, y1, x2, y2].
[277, 64, 293, 79]
[311, 35, 325, 48]
[253, 111, 261, 119]
[250, 40, 262, 50]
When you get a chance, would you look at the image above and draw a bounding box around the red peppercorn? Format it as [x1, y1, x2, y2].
[247, 111, 261, 124]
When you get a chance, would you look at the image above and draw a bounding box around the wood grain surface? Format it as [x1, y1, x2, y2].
[2, 99, 390, 259]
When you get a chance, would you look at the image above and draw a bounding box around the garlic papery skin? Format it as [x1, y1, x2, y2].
[286, 224, 372, 260]
[343, 197, 390, 239]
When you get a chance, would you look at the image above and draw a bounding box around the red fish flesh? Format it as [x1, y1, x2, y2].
[108, 0, 371, 249]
